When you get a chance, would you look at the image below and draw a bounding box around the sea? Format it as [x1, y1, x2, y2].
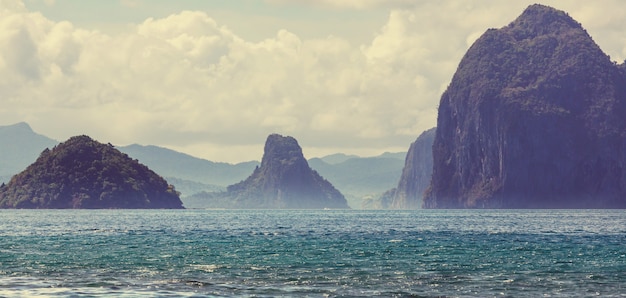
[0, 209, 625, 297]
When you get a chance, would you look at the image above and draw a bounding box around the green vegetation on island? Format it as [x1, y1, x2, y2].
[425, 4, 626, 208]
[0, 135, 183, 209]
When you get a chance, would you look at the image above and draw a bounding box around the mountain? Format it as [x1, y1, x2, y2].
[308, 155, 405, 207]
[318, 153, 360, 164]
[424, 4, 626, 208]
[117, 144, 258, 188]
[164, 177, 224, 196]
[0, 135, 183, 209]
[189, 134, 349, 209]
[0, 122, 58, 182]
[0, 122, 401, 207]
[379, 128, 435, 209]
[0, 123, 254, 198]
[377, 152, 407, 160]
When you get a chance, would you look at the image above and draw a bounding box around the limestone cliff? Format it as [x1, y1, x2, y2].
[0, 135, 183, 209]
[424, 4, 626, 208]
[194, 134, 349, 209]
[386, 128, 435, 209]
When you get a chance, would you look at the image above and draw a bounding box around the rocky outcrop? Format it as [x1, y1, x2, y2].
[424, 4, 626, 208]
[192, 134, 349, 209]
[0, 135, 184, 209]
[386, 128, 435, 209]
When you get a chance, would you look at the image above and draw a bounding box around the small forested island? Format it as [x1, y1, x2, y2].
[189, 134, 349, 209]
[424, 4, 626, 208]
[0, 135, 184, 209]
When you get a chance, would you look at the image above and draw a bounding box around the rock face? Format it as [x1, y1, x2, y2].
[385, 128, 435, 209]
[424, 4, 626, 208]
[195, 134, 349, 209]
[0, 135, 184, 209]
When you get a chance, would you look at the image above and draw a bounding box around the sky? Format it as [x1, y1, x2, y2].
[1, 0, 625, 163]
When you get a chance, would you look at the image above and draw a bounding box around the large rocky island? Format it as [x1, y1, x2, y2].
[0, 135, 184, 209]
[190, 134, 349, 209]
[424, 4, 626, 208]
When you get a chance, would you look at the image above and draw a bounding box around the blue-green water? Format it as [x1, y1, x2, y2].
[1, 210, 625, 297]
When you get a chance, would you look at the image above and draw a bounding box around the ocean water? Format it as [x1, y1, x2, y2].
[0, 209, 625, 297]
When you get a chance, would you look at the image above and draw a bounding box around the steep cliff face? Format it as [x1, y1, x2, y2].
[198, 134, 349, 209]
[425, 4, 626, 208]
[0, 135, 183, 209]
[387, 128, 435, 209]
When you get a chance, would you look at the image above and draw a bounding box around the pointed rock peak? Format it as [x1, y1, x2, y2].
[265, 134, 299, 150]
[205, 133, 349, 209]
[267, 133, 296, 143]
[521, 4, 569, 17]
[507, 4, 583, 38]
[516, 4, 578, 26]
[262, 133, 305, 166]
[265, 133, 299, 147]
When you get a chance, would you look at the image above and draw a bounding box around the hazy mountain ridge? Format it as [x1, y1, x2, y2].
[117, 144, 259, 187]
[317, 153, 360, 164]
[308, 156, 405, 207]
[165, 177, 225, 196]
[0, 122, 58, 180]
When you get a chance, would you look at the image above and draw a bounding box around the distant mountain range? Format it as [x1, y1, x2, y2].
[308, 156, 405, 207]
[116, 144, 259, 191]
[0, 122, 406, 208]
[0, 122, 58, 182]
[317, 153, 360, 164]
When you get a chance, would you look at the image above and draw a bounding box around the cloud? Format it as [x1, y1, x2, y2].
[120, 0, 140, 8]
[1, 0, 625, 162]
[0, 0, 26, 12]
[265, 0, 416, 10]
[0, 21, 41, 80]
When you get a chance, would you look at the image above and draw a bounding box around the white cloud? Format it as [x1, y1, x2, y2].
[0, 0, 26, 12]
[0, 21, 40, 80]
[1, 0, 625, 162]
[265, 0, 416, 10]
[120, 0, 139, 8]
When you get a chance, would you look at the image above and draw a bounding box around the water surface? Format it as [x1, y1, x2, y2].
[1, 209, 625, 297]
